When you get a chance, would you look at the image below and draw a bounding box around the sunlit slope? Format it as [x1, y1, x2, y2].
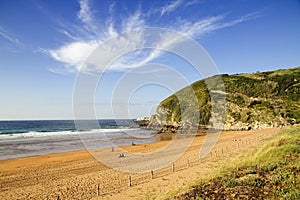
[150, 67, 300, 131]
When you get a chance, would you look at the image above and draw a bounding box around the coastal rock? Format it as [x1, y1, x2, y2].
[149, 67, 300, 132]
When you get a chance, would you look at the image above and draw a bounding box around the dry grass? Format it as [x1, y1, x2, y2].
[172, 125, 300, 200]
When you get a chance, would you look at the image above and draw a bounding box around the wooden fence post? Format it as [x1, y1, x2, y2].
[172, 163, 175, 172]
[128, 175, 132, 187]
[151, 170, 154, 179]
[187, 159, 190, 168]
[97, 184, 100, 196]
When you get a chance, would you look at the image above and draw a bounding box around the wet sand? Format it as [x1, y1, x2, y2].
[0, 128, 280, 199]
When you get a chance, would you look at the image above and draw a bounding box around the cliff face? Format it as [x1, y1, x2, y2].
[149, 67, 300, 131]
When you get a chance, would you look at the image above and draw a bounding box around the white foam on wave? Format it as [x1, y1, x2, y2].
[0, 128, 142, 139]
[0, 131, 77, 139]
[88, 128, 140, 133]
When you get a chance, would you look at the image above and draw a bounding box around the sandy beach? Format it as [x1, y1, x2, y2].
[0, 128, 280, 200]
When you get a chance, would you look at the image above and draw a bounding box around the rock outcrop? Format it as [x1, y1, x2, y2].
[148, 67, 300, 132]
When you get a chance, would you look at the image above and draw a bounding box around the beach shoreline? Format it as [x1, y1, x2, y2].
[0, 127, 281, 199]
[0, 126, 156, 160]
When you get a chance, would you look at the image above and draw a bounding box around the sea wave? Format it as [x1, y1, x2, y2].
[0, 128, 142, 139]
[0, 130, 76, 139]
[88, 128, 140, 133]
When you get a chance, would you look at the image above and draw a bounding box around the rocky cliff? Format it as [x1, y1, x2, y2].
[148, 67, 300, 132]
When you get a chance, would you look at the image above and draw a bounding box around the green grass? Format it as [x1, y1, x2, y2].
[165, 125, 300, 199]
[152, 67, 300, 130]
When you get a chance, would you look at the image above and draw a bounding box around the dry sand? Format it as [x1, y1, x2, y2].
[0, 128, 280, 200]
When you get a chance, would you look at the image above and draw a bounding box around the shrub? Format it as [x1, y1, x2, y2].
[260, 164, 276, 172]
[223, 177, 238, 187]
[240, 176, 264, 187]
[244, 167, 257, 174]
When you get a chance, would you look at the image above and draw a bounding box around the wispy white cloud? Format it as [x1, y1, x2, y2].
[77, 0, 92, 24]
[77, 0, 98, 34]
[33, 1, 95, 41]
[0, 26, 22, 45]
[174, 15, 224, 38]
[172, 12, 261, 39]
[104, 2, 118, 38]
[217, 12, 261, 28]
[58, 29, 81, 41]
[186, 0, 200, 7]
[45, 0, 260, 74]
[122, 10, 145, 32]
[160, 0, 183, 16]
[49, 40, 99, 71]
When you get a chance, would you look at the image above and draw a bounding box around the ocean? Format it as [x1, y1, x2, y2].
[0, 119, 156, 160]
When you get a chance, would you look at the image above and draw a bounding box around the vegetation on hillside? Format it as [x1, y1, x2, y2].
[173, 125, 300, 199]
[149, 67, 300, 131]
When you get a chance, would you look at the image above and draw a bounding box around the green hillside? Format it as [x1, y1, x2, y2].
[173, 125, 300, 199]
[149, 67, 300, 131]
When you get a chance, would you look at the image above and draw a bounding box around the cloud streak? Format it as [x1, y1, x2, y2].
[45, 0, 260, 73]
[0, 26, 22, 45]
[49, 40, 98, 71]
[160, 0, 183, 16]
[77, 0, 92, 24]
[77, 0, 98, 33]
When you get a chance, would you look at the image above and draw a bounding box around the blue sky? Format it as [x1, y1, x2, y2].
[0, 0, 300, 120]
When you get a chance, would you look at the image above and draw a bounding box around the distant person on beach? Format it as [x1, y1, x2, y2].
[111, 146, 114, 152]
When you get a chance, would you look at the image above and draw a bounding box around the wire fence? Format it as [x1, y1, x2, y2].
[54, 131, 278, 199]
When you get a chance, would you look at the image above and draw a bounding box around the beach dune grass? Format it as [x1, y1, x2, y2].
[171, 125, 300, 199]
